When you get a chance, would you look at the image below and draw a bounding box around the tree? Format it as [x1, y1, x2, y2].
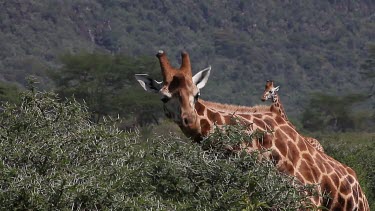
[48, 52, 163, 125]
[302, 93, 366, 132]
[0, 82, 21, 106]
[361, 44, 375, 97]
[360, 44, 375, 124]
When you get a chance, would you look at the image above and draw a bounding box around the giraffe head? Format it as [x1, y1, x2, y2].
[261, 80, 279, 102]
[135, 50, 211, 137]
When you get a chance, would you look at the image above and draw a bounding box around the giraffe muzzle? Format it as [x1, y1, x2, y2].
[181, 113, 196, 127]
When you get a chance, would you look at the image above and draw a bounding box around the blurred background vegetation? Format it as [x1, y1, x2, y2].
[0, 0, 374, 131]
[0, 0, 374, 209]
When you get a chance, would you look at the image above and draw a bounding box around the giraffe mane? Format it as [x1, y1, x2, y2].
[199, 99, 270, 114]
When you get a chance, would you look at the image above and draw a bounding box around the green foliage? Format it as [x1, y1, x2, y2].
[0, 1, 374, 120]
[0, 90, 129, 210]
[360, 44, 375, 109]
[0, 89, 316, 210]
[361, 44, 375, 79]
[200, 123, 320, 210]
[49, 52, 163, 124]
[319, 133, 375, 210]
[0, 81, 21, 105]
[301, 93, 371, 132]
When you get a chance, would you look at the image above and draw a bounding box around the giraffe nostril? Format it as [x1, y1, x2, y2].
[183, 118, 189, 126]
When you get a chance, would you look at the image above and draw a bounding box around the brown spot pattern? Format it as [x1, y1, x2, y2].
[195, 102, 205, 116]
[321, 175, 336, 208]
[253, 118, 266, 130]
[264, 117, 277, 128]
[339, 181, 351, 195]
[275, 138, 287, 157]
[275, 129, 289, 141]
[332, 205, 343, 211]
[260, 135, 273, 148]
[302, 153, 314, 165]
[286, 162, 295, 175]
[299, 160, 314, 182]
[345, 167, 356, 178]
[315, 153, 324, 162]
[307, 143, 316, 154]
[287, 141, 300, 166]
[316, 160, 326, 173]
[347, 175, 354, 184]
[206, 110, 217, 122]
[323, 162, 333, 174]
[297, 140, 307, 151]
[261, 112, 273, 117]
[278, 160, 295, 175]
[223, 115, 233, 124]
[274, 114, 286, 124]
[200, 119, 211, 136]
[213, 112, 224, 124]
[359, 201, 364, 210]
[331, 173, 340, 188]
[238, 114, 252, 120]
[311, 168, 320, 182]
[296, 172, 305, 183]
[280, 125, 297, 141]
[253, 114, 262, 119]
[346, 197, 354, 210]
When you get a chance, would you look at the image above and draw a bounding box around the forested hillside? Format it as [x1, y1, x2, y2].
[0, 0, 374, 129]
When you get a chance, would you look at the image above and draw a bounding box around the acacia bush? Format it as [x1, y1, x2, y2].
[0, 90, 316, 210]
[0, 90, 131, 210]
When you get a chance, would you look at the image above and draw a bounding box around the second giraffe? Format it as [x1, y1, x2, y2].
[261, 80, 324, 153]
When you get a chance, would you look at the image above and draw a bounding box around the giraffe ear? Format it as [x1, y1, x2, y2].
[274, 86, 280, 92]
[192, 66, 211, 90]
[135, 74, 162, 93]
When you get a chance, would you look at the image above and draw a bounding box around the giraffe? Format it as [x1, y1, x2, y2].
[261, 80, 325, 153]
[135, 50, 369, 210]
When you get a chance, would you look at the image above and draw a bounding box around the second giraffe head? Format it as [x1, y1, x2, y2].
[261, 80, 280, 102]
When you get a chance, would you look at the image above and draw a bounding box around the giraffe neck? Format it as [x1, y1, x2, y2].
[271, 94, 288, 121]
[270, 94, 325, 153]
[193, 99, 275, 138]
[177, 99, 368, 210]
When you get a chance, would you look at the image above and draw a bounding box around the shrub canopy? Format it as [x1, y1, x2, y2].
[0, 90, 317, 210]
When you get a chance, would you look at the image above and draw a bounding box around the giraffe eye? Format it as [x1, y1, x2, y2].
[269, 91, 273, 94]
[194, 92, 200, 102]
